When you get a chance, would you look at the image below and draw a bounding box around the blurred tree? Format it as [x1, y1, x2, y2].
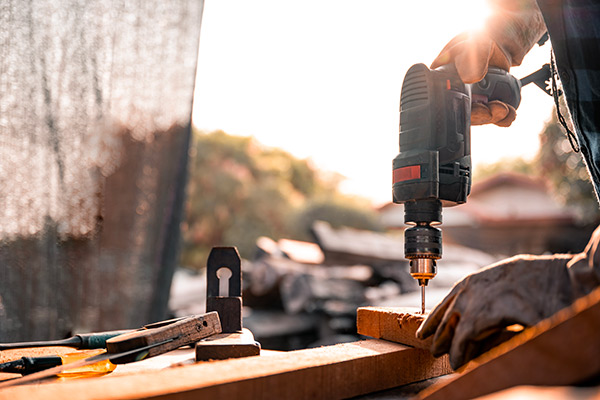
[537, 113, 600, 220]
[180, 130, 379, 269]
[474, 156, 536, 181]
[290, 197, 384, 242]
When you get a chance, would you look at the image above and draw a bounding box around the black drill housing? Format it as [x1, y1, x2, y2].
[393, 63, 472, 209]
[393, 63, 521, 270]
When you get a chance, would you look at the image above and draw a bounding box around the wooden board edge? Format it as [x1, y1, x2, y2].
[357, 307, 432, 349]
[0, 340, 453, 400]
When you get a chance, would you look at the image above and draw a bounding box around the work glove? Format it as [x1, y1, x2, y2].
[431, 0, 547, 127]
[416, 226, 600, 370]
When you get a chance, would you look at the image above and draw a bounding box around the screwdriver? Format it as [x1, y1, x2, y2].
[0, 349, 116, 377]
[0, 330, 131, 351]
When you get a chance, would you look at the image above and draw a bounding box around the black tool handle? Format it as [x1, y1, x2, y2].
[75, 330, 132, 349]
[0, 330, 131, 350]
[0, 356, 63, 375]
[470, 67, 522, 109]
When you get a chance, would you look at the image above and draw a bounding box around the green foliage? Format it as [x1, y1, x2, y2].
[289, 197, 384, 242]
[180, 130, 380, 269]
[536, 114, 600, 219]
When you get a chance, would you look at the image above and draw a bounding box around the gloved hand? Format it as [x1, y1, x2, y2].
[431, 0, 547, 127]
[417, 225, 600, 370]
[416, 254, 575, 369]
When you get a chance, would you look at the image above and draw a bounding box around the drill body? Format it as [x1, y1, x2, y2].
[393, 63, 521, 292]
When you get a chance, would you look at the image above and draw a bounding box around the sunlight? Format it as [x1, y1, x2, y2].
[461, 0, 493, 33]
[193, 0, 552, 204]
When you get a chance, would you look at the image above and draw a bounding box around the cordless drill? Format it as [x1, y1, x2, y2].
[392, 63, 522, 313]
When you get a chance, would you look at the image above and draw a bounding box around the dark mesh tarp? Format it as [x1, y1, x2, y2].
[0, 0, 204, 340]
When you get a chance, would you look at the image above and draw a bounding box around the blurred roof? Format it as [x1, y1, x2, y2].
[311, 220, 405, 264]
[460, 172, 575, 225]
[380, 172, 576, 228]
[256, 236, 325, 264]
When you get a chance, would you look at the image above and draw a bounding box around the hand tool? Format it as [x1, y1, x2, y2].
[196, 247, 260, 361]
[0, 330, 132, 351]
[392, 63, 552, 313]
[0, 349, 116, 376]
[0, 312, 221, 388]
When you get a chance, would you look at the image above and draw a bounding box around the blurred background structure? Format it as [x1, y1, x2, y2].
[171, 122, 599, 349]
[2, 1, 599, 350]
[0, 0, 204, 340]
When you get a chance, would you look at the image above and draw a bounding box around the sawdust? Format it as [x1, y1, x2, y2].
[396, 312, 427, 332]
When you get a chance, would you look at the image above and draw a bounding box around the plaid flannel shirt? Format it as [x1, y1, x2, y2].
[537, 0, 600, 201]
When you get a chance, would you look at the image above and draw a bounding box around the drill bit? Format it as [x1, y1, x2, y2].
[408, 257, 435, 314]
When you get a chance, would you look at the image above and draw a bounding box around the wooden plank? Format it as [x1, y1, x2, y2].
[476, 386, 600, 400]
[195, 328, 261, 360]
[419, 286, 600, 400]
[357, 307, 433, 349]
[0, 340, 452, 400]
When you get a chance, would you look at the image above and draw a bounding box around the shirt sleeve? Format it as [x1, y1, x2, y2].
[537, 0, 600, 201]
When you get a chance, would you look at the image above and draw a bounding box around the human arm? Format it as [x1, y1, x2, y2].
[432, 0, 547, 126]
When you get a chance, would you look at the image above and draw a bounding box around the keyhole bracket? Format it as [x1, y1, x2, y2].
[207, 247, 241, 298]
[206, 247, 243, 333]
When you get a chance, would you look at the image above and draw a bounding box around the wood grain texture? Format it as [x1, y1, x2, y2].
[419, 286, 600, 400]
[357, 307, 433, 349]
[475, 386, 600, 400]
[196, 328, 260, 361]
[106, 313, 221, 362]
[206, 297, 242, 333]
[0, 339, 452, 400]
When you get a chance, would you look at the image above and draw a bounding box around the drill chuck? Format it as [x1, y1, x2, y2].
[409, 258, 437, 286]
[404, 224, 442, 260]
[404, 200, 442, 284]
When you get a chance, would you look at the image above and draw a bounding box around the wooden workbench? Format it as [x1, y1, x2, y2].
[0, 339, 451, 399]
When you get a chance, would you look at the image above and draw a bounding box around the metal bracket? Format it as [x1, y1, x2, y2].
[206, 247, 243, 333]
[520, 64, 553, 96]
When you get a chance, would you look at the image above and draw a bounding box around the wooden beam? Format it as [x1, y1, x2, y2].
[357, 306, 433, 349]
[475, 386, 600, 400]
[0, 340, 451, 400]
[195, 328, 261, 361]
[419, 286, 600, 400]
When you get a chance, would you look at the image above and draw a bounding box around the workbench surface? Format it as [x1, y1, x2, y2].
[0, 339, 451, 399]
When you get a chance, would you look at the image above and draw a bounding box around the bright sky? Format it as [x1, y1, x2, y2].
[192, 0, 555, 205]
